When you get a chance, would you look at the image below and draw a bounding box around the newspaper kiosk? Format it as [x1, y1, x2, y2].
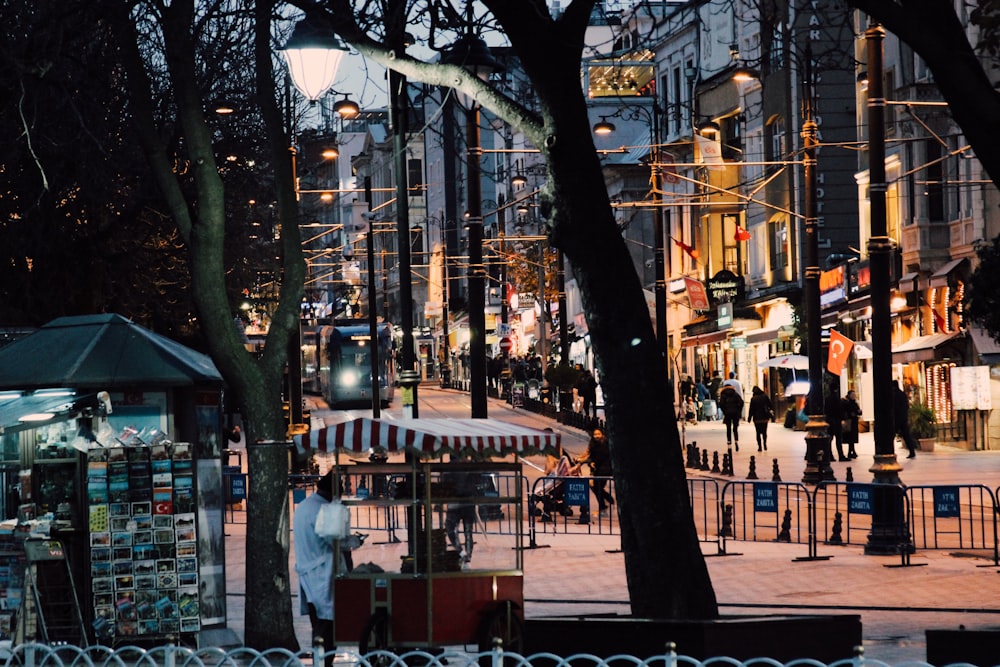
[294, 418, 559, 654]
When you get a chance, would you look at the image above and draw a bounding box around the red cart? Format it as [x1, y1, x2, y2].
[294, 418, 560, 654]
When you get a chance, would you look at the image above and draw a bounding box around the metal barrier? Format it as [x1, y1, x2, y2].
[526, 475, 619, 544]
[904, 484, 999, 565]
[687, 478, 722, 555]
[813, 481, 878, 548]
[719, 480, 813, 557]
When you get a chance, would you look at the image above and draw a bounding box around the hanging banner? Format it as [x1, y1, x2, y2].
[684, 277, 710, 311]
[827, 329, 855, 376]
[695, 134, 725, 171]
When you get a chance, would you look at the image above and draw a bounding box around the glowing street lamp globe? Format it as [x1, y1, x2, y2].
[280, 16, 350, 102]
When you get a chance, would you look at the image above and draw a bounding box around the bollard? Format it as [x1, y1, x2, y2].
[700, 449, 710, 471]
[845, 466, 854, 482]
[723, 450, 734, 476]
[828, 511, 844, 545]
[747, 455, 759, 480]
[771, 458, 782, 482]
[720, 503, 734, 537]
[777, 508, 792, 542]
[711, 451, 721, 473]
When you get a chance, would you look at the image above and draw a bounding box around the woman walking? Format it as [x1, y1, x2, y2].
[841, 389, 862, 459]
[747, 386, 775, 452]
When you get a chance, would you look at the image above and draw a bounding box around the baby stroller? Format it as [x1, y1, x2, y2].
[530, 453, 581, 522]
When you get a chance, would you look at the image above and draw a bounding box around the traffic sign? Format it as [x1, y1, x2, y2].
[499, 337, 513, 352]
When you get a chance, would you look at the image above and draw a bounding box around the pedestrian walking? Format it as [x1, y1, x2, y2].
[841, 389, 862, 459]
[576, 426, 614, 517]
[825, 384, 847, 461]
[444, 453, 481, 564]
[577, 369, 598, 419]
[718, 384, 744, 450]
[722, 371, 743, 400]
[746, 386, 774, 452]
[708, 371, 723, 420]
[894, 383, 919, 459]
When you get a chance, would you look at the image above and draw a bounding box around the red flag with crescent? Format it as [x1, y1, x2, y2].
[827, 329, 855, 376]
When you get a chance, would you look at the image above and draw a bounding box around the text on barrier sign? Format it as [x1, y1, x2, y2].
[847, 484, 873, 515]
[754, 482, 778, 513]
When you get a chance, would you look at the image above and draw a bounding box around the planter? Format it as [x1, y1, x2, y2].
[918, 437, 936, 452]
[525, 613, 862, 663]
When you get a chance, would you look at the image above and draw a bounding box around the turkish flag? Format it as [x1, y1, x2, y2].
[827, 329, 855, 376]
[673, 237, 700, 260]
[735, 224, 751, 242]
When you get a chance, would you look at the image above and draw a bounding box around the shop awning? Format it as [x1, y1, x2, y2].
[892, 332, 961, 364]
[0, 390, 93, 434]
[0, 314, 221, 390]
[897, 272, 919, 293]
[929, 258, 969, 288]
[745, 327, 780, 345]
[292, 417, 560, 456]
[681, 330, 728, 348]
[969, 327, 1000, 364]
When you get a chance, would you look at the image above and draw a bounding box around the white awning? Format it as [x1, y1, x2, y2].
[292, 417, 560, 456]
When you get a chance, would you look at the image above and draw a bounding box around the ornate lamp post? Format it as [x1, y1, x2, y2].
[863, 22, 908, 553]
[799, 50, 836, 484]
[280, 15, 351, 427]
[442, 30, 502, 418]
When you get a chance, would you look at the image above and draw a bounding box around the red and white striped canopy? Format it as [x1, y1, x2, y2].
[293, 417, 560, 456]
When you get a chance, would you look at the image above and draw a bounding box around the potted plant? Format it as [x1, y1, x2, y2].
[908, 401, 937, 451]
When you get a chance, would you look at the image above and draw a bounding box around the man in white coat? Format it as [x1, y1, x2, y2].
[293, 470, 338, 655]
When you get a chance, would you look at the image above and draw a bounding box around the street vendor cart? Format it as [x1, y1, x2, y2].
[294, 418, 559, 654]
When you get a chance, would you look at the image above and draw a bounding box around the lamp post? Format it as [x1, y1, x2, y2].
[863, 22, 908, 553]
[280, 15, 351, 428]
[799, 48, 836, 484]
[442, 30, 502, 419]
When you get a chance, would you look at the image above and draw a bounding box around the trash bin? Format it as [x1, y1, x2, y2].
[701, 399, 717, 421]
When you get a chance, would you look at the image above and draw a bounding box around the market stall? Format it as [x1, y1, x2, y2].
[0, 314, 233, 648]
[293, 418, 558, 653]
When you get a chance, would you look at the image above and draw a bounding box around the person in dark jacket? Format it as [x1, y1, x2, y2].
[746, 386, 775, 452]
[718, 384, 745, 450]
[825, 386, 846, 461]
[841, 389, 862, 459]
[576, 427, 614, 516]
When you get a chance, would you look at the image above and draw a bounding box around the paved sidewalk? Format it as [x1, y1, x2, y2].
[220, 390, 1000, 664]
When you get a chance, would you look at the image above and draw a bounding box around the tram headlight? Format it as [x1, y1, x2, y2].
[338, 369, 360, 387]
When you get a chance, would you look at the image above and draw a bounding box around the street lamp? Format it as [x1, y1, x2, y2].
[279, 14, 350, 428]
[799, 48, 836, 484]
[442, 28, 503, 419]
[863, 22, 908, 554]
[280, 16, 351, 103]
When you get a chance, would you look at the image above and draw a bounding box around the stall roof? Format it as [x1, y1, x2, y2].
[0, 314, 222, 390]
[293, 418, 561, 457]
[0, 391, 89, 434]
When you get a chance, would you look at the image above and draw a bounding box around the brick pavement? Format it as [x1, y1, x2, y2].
[220, 390, 1000, 664]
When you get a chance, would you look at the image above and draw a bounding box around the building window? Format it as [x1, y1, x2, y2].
[768, 218, 789, 273]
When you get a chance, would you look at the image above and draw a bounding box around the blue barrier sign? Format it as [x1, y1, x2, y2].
[564, 479, 590, 507]
[934, 486, 960, 518]
[227, 473, 247, 502]
[754, 483, 778, 513]
[847, 484, 873, 515]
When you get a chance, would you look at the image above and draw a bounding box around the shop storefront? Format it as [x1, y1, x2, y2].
[0, 314, 231, 647]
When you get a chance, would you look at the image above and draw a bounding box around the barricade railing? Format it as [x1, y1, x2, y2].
[687, 478, 722, 555]
[904, 484, 999, 565]
[813, 481, 878, 548]
[719, 480, 813, 557]
[526, 475, 619, 545]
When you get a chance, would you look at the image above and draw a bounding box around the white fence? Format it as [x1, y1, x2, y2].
[0, 642, 983, 667]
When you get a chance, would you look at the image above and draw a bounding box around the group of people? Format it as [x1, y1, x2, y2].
[823, 387, 864, 461]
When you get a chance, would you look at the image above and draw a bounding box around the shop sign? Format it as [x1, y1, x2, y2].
[717, 302, 733, 329]
[849, 260, 871, 296]
[707, 270, 745, 304]
[684, 277, 711, 311]
[730, 336, 747, 349]
[820, 265, 847, 307]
